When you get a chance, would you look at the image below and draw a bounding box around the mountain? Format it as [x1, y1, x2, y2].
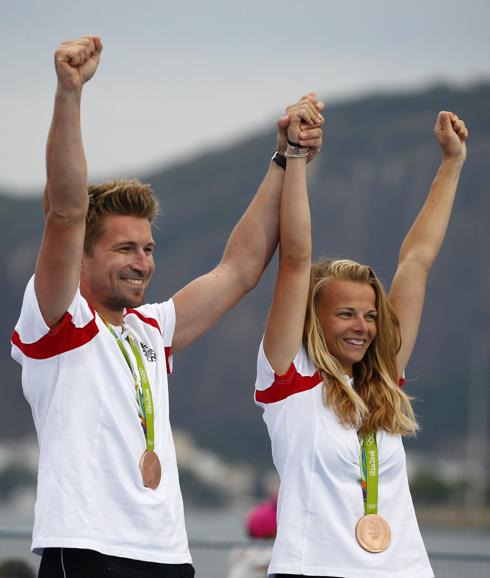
[1, 83, 489, 468]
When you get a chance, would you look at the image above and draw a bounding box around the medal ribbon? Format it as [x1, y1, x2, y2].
[104, 321, 155, 453]
[360, 432, 379, 516]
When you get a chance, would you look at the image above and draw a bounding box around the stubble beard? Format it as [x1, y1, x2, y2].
[102, 283, 147, 312]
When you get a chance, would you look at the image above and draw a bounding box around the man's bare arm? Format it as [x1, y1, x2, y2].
[172, 95, 324, 353]
[35, 36, 102, 327]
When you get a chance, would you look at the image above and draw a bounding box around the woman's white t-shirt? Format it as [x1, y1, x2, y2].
[255, 341, 433, 578]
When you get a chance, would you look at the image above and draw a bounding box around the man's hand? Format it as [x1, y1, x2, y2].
[55, 35, 103, 92]
[434, 111, 468, 163]
[277, 92, 324, 163]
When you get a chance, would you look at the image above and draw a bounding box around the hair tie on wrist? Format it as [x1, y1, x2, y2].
[287, 137, 304, 148]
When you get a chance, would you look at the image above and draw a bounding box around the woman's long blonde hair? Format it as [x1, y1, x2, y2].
[304, 259, 418, 437]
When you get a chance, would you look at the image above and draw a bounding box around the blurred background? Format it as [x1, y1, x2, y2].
[1, 1, 489, 577]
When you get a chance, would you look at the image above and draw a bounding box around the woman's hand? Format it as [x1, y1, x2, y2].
[286, 95, 324, 145]
[276, 93, 324, 162]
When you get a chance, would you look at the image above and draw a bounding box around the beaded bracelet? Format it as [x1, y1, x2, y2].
[285, 137, 308, 158]
[285, 143, 308, 158]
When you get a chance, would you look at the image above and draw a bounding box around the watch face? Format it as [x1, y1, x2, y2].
[272, 151, 286, 169]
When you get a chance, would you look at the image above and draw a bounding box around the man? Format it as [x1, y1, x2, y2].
[11, 36, 323, 577]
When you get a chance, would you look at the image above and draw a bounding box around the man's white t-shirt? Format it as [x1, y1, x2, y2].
[11, 276, 191, 564]
[255, 341, 433, 578]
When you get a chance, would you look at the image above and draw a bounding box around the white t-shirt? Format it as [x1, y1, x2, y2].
[11, 276, 191, 564]
[255, 341, 433, 578]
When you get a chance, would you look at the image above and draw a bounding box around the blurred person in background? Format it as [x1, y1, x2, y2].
[0, 559, 34, 578]
[10, 35, 324, 578]
[255, 105, 467, 578]
[246, 494, 278, 539]
[227, 493, 278, 578]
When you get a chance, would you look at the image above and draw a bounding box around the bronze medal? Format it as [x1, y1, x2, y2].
[355, 514, 391, 553]
[139, 450, 161, 490]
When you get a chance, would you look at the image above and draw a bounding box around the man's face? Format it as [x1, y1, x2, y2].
[80, 215, 155, 315]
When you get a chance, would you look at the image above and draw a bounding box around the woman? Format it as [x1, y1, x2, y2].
[255, 103, 468, 578]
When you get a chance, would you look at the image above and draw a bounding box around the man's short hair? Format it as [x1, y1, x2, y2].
[84, 178, 160, 255]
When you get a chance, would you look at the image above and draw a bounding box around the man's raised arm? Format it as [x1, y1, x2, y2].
[172, 94, 324, 352]
[35, 36, 102, 328]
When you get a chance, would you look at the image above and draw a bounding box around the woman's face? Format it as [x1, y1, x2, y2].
[316, 280, 377, 377]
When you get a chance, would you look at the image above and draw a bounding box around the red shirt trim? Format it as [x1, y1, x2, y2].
[255, 363, 322, 404]
[125, 309, 172, 374]
[125, 308, 162, 334]
[164, 346, 172, 375]
[11, 309, 99, 360]
[13, 304, 173, 370]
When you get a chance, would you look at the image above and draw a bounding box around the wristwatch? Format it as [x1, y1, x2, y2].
[271, 150, 286, 170]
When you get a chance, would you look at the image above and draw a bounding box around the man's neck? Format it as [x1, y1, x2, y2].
[80, 287, 125, 326]
[95, 305, 124, 326]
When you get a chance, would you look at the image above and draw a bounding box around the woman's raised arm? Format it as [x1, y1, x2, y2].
[390, 111, 468, 375]
[264, 97, 324, 375]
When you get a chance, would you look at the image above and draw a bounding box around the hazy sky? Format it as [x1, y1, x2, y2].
[2, 0, 489, 194]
